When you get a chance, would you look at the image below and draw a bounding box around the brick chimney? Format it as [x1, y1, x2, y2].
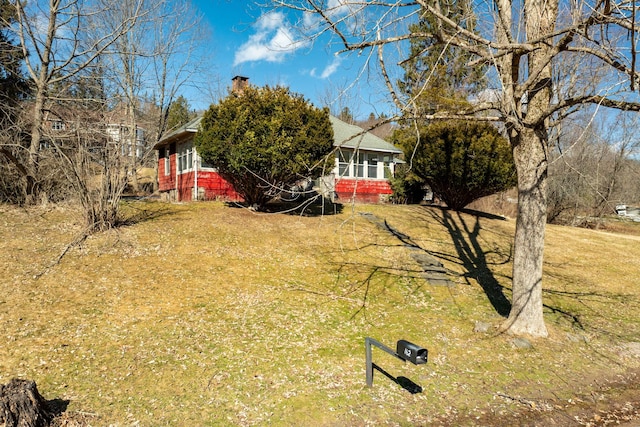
[231, 76, 249, 95]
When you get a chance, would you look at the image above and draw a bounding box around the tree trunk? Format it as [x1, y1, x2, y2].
[0, 378, 52, 427]
[500, 0, 557, 337]
[504, 127, 549, 337]
[25, 84, 47, 204]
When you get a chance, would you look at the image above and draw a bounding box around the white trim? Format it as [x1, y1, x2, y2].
[334, 149, 396, 180]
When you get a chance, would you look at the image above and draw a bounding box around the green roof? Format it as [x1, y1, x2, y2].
[329, 116, 401, 154]
[154, 116, 203, 148]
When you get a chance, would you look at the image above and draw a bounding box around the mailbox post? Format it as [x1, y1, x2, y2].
[365, 337, 427, 388]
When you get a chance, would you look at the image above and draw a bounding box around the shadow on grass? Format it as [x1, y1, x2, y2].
[119, 200, 178, 226]
[354, 206, 513, 317]
[224, 196, 344, 216]
[46, 398, 70, 416]
[271, 198, 344, 216]
[372, 363, 423, 394]
[297, 204, 638, 336]
[326, 261, 430, 321]
[424, 206, 513, 317]
[425, 206, 638, 334]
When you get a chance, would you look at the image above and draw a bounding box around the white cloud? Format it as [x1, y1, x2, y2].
[234, 12, 308, 66]
[311, 56, 343, 79]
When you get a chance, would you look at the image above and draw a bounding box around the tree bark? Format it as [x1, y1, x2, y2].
[505, 126, 549, 337]
[502, 0, 557, 337]
[25, 83, 47, 204]
[0, 378, 52, 427]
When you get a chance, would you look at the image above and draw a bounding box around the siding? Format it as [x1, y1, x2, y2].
[158, 153, 176, 192]
[335, 178, 393, 203]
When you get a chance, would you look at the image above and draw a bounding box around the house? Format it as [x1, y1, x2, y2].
[154, 115, 242, 202]
[154, 112, 402, 203]
[328, 115, 402, 203]
[35, 103, 146, 159]
[154, 77, 402, 203]
[105, 123, 146, 159]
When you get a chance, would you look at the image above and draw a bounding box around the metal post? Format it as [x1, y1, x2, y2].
[365, 337, 373, 387]
[365, 337, 404, 387]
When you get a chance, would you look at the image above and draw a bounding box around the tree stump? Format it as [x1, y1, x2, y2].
[0, 379, 52, 427]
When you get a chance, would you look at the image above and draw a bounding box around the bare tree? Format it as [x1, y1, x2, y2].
[274, 0, 640, 336]
[100, 0, 211, 193]
[13, 0, 143, 203]
[549, 110, 640, 225]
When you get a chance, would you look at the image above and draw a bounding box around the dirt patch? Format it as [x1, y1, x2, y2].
[436, 368, 640, 426]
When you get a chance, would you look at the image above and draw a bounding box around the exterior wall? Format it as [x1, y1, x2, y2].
[158, 151, 176, 192]
[177, 171, 196, 201]
[197, 170, 243, 201]
[156, 148, 242, 202]
[157, 139, 396, 204]
[331, 148, 397, 203]
[334, 178, 393, 204]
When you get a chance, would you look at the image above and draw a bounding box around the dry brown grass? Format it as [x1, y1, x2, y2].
[1, 201, 639, 426]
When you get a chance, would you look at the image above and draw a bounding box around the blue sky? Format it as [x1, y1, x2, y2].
[189, 0, 397, 119]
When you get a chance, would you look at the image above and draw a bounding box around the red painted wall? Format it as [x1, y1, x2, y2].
[197, 171, 243, 201]
[177, 171, 195, 201]
[156, 154, 242, 202]
[157, 153, 391, 204]
[335, 178, 393, 204]
[158, 155, 176, 192]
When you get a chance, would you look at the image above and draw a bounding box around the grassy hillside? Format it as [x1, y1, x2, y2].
[1, 201, 639, 426]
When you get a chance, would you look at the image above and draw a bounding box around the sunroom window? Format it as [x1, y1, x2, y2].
[177, 142, 194, 173]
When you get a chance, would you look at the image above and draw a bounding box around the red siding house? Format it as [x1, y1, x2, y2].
[154, 114, 402, 203]
[328, 115, 403, 203]
[154, 116, 242, 202]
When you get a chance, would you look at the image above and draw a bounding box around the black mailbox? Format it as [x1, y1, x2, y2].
[396, 340, 428, 365]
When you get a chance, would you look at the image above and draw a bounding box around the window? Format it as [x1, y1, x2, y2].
[336, 149, 390, 179]
[368, 153, 379, 179]
[201, 157, 215, 169]
[164, 148, 170, 176]
[355, 152, 365, 178]
[177, 142, 194, 173]
[51, 120, 65, 131]
[338, 149, 352, 177]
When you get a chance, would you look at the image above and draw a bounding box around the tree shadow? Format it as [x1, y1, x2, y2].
[224, 196, 344, 216]
[119, 200, 178, 226]
[270, 197, 344, 216]
[297, 205, 638, 339]
[424, 206, 513, 317]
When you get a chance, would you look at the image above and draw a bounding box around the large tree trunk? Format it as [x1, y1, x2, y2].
[505, 127, 549, 337]
[501, 0, 557, 337]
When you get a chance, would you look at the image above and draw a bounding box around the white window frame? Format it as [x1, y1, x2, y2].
[164, 148, 170, 176]
[335, 149, 393, 180]
[51, 120, 65, 131]
[177, 141, 194, 174]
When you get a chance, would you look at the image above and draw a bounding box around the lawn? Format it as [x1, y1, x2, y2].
[1, 201, 639, 426]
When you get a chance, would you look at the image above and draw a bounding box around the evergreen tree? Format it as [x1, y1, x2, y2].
[195, 85, 334, 210]
[393, 1, 500, 209]
[0, 0, 27, 122]
[398, 1, 485, 112]
[166, 96, 193, 131]
[338, 107, 354, 124]
[392, 121, 516, 210]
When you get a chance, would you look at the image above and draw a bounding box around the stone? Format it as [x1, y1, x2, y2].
[511, 337, 533, 349]
[474, 321, 492, 333]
